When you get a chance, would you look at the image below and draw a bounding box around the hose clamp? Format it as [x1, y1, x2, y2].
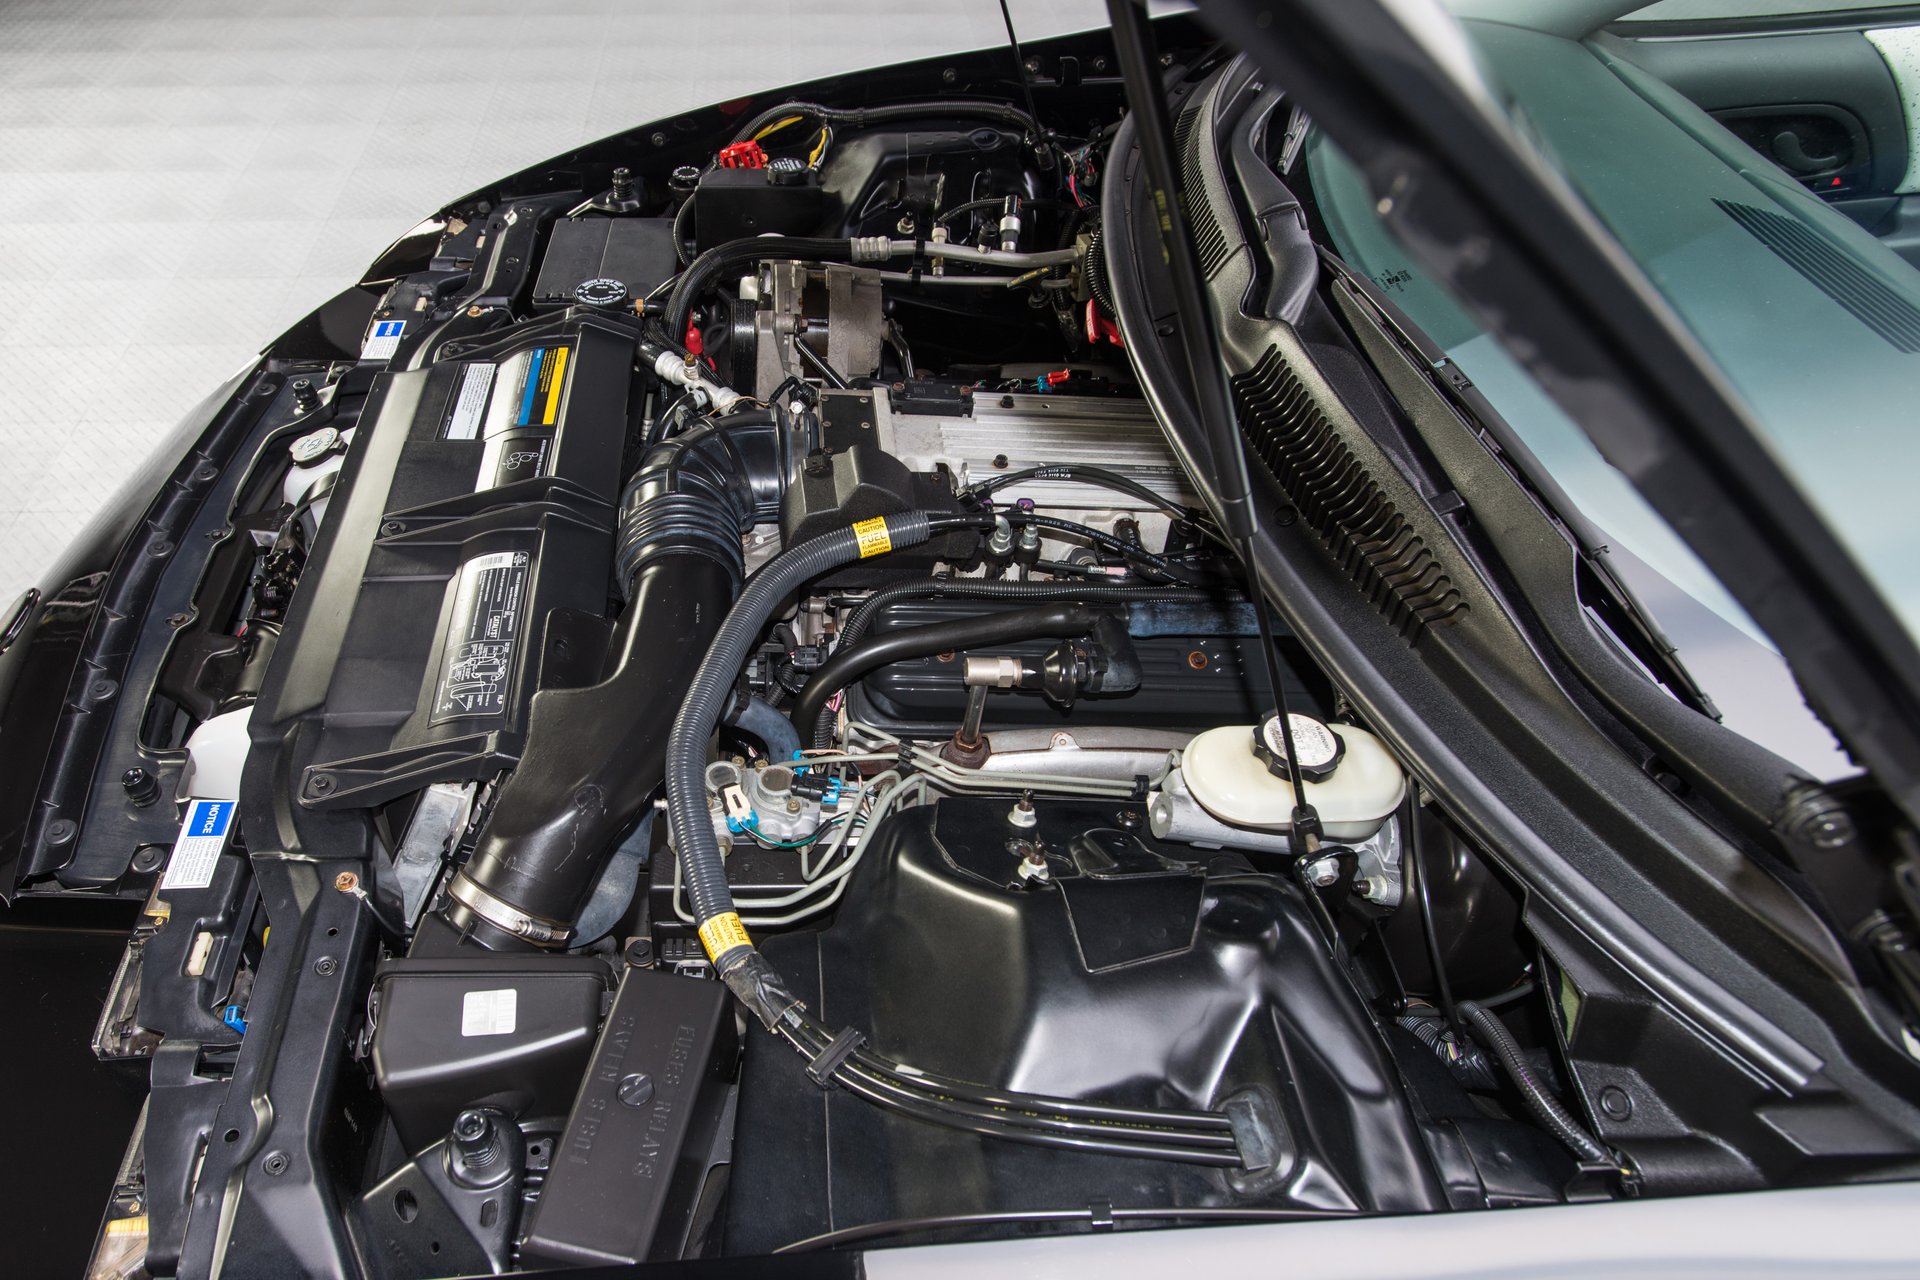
[850, 235, 892, 264]
[446, 874, 574, 947]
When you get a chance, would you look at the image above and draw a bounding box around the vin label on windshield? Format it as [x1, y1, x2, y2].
[430, 551, 529, 723]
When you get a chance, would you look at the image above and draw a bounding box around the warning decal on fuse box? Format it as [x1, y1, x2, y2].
[430, 550, 529, 722]
[443, 362, 496, 441]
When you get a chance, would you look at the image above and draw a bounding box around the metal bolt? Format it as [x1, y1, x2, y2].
[334, 871, 359, 893]
[1024, 56, 1041, 74]
[1598, 1086, 1633, 1122]
[617, 1072, 655, 1107]
[308, 774, 335, 796]
[935, 650, 956, 663]
[1092, 56, 1108, 72]
[379, 520, 403, 537]
[122, 767, 159, 807]
[992, 453, 1009, 469]
[941, 67, 957, 83]
[167, 612, 191, 628]
[1114, 810, 1141, 830]
[1304, 855, 1343, 888]
[1807, 811, 1855, 850]
[290, 378, 319, 413]
[785, 798, 802, 815]
[205, 527, 228, 542]
[896, 215, 916, 235]
[1186, 650, 1209, 670]
[650, 131, 668, 147]
[314, 957, 338, 977]
[623, 937, 654, 968]
[263, 1152, 289, 1176]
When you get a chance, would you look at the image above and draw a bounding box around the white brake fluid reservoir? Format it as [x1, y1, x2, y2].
[1178, 722, 1406, 842]
[177, 706, 253, 802]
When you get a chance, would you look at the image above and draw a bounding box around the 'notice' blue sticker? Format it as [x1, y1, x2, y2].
[160, 798, 235, 891]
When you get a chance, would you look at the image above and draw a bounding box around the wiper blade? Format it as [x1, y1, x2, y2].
[1320, 249, 1721, 721]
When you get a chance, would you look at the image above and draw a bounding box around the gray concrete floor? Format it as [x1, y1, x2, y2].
[0, 0, 1106, 602]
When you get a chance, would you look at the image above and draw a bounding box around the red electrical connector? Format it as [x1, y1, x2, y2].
[1085, 300, 1123, 348]
[717, 140, 767, 169]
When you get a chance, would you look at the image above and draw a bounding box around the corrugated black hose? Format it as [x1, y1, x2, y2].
[1458, 999, 1614, 1166]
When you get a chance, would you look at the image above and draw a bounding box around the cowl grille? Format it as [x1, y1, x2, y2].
[1232, 346, 1466, 639]
[1175, 100, 1232, 279]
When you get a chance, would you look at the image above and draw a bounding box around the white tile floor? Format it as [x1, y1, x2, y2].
[0, 0, 1108, 601]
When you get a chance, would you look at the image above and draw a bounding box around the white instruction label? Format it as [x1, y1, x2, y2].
[461, 987, 518, 1037]
[444, 362, 495, 441]
[160, 798, 234, 891]
[361, 318, 405, 362]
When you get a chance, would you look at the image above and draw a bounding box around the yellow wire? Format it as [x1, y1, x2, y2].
[754, 115, 807, 142]
[807, 126, 829, 167]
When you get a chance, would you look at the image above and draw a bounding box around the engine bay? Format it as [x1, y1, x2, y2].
[60, 39, 1658, 1279]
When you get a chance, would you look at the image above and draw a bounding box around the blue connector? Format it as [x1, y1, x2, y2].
[223, 1004, 248, 1035]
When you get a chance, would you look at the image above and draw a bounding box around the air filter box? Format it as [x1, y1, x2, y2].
[370, 954, 612, 1154]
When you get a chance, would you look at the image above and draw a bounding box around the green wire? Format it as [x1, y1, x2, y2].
[744, 815, 846, 849]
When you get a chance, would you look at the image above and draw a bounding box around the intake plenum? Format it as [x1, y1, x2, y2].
[439, 404, 807, 950]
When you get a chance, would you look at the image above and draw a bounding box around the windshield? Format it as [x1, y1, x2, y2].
[1302, 14, 1920, 777]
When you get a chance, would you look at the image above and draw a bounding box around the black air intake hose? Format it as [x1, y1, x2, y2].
[439, 410, 803, 951]
[614, 407, 805, 594]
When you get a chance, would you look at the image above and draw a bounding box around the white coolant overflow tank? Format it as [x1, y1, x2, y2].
[1169, 719, 1406, 843]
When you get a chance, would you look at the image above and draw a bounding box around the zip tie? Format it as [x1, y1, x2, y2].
[805, 1027, 868, 1088]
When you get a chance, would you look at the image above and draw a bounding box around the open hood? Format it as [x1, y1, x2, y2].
[1193, 0, 1920, 826]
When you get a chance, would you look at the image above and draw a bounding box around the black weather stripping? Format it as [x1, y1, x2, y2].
[1714, 198, 1920, 353]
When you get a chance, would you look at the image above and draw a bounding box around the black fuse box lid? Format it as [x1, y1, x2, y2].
[520, 966, 739, 1267]
[532, 217, 678, 310]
